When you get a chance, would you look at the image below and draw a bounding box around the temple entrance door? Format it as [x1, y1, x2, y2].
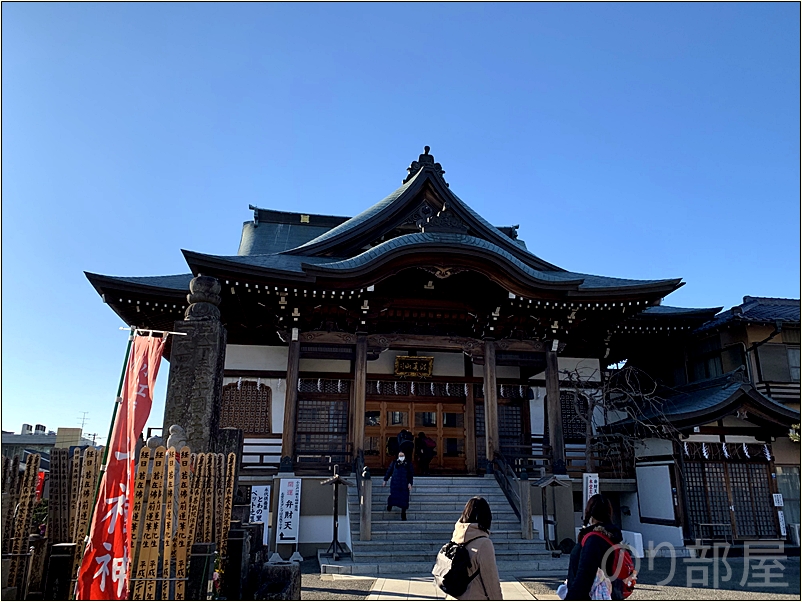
[363, 400, 467, 474]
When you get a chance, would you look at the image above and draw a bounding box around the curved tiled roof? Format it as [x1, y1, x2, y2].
[85, 272, 194, 292]
[697, 296, 800, 332]
[608, 372, 799, 429]
[285, 165, 563, 271]
[292, 172, 420, 250]
[302, 232, 679, 291]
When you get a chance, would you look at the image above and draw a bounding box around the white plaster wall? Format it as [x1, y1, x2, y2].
[225, 344, 288, 371]
[299, 358, 351, 373]
[530, 388, 545, 436]
[635, 438, 674, 458]
[472, 363, 520, 379]
[619, 491, 685, 554]
[368, 350, 403, 375]
[221, 377, 286, 435]
[430, 352, 466, 377]
[773, 436, 801, 465]
[298, 514, 351, 549]
[531, 357, 601, 382]
[636, 465, 675, 521]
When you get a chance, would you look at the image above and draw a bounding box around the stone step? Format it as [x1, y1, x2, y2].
[351, 540, 546, 553]
[320, 557, 569, 576]
[353, 529, 528, 541]
[348, 497, 513, 509]
[354, 510, 518, 522]
[356, 511, 521, 524]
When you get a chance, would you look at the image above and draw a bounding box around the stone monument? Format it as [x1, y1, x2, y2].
[162, 276, 227, 453]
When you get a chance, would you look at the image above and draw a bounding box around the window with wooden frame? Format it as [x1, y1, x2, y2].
[220, 381, 271, 435]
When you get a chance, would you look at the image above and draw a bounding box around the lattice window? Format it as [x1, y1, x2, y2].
[499, 404, 523, 455]
[560, 390, 589, 443]
[295, 399, 348, 454]
[703, 462, 733, 538]
[747, 463, 777, 537]
[684, 460, 779, 540]
[220, 381, 271, 435]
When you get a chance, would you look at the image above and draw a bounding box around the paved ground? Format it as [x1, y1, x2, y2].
[301, 557, 802, 600]
[520, 557, 801, 601]
[300, 559, 375, 601]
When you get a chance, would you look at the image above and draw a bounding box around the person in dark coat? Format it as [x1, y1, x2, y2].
[565, 494, 624, 600]
[383, 450, 414, 520]
[398, 429, 415, 457]
[415, 431, 436, 475]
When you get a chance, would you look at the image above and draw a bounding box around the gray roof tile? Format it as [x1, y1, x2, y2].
[698, 296, 800, 332]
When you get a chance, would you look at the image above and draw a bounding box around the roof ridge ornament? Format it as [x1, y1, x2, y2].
[403, 145, 447, 184]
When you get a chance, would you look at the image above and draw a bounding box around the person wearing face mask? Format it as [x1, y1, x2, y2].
[383, 450, 414, 521]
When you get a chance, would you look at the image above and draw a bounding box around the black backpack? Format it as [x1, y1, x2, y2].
[431, 536, 486, 597]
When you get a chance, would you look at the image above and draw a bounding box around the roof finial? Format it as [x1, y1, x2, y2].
[403, 146, 446, 184]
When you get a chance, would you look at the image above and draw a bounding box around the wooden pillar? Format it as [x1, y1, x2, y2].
[483, 339, 499, 463]
[545, 348, 566, 474]
[465, 381, 477, 475]
[353, 333, 368, 456]
[281, 328, 301, 464]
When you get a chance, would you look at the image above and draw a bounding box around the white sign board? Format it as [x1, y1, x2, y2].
[583, 473, 600, 513]
[277, 478, 302, 544]
[250, 485, 271, 545]
[773, 493, 784, 507]
[778, 510, 787, 537]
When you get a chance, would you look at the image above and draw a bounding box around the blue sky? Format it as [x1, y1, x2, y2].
[2, 3, 799, 439]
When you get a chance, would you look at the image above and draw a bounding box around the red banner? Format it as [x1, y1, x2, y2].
[35, 470, 46, 502]
[76, 335, 165, 600]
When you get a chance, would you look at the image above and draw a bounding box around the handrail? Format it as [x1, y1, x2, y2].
[355, 449, 365, 498]
[492, 451, 522, 520]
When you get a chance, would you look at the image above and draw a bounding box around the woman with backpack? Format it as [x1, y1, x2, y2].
[564, 493, 634, 600]
[445, 497, 503, 600]
[383, 450, 414, 520]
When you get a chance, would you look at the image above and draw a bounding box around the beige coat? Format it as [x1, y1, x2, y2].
[448, 521, 503, 601]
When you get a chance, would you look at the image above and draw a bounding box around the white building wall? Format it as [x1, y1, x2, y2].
[471, 363, 520, 379]
[430, 352, 465, 376]
[530, 357, 601, 382]
[225, 344, 288, 371]
[299, 358, 350, 373]
[368, 350, 403, 375]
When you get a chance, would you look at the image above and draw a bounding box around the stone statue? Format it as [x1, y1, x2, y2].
[146, 435, 163, 449]
[166, 425, 188, 451]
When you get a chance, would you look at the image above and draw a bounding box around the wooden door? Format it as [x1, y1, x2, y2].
[440, 403, 467, 472]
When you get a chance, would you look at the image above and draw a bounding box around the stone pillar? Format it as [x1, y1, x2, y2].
[163, 276, 227, 454]
[545, 349, 566, 474]
[280, 329, 301, 465]
[353, 334, 368, 456]
[483, 339, 499, 464]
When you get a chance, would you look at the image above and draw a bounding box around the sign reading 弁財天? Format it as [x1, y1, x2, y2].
[277, 479, 301, 544]
[394, 356, 434, 378]
[250, 485, 271, 545]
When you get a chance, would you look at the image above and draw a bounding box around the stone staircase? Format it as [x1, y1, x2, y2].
[320, 475, 565, 576]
